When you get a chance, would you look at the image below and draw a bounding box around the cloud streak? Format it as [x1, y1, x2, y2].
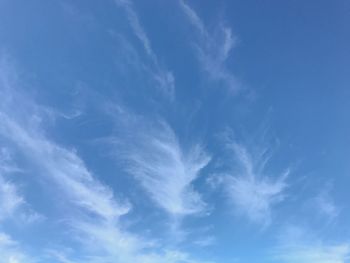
[0, 54, 210, 263]
[216, 136, 288, 226]
[0, 175, 23, 222]
[275, 244, 350, 263]
[0, 232, 33, 263]
[0, 148, 24, 222]
[314, 185, 340, 222]
[114, 0, 175, 98]
[110, 110, 211, 217]
[273, 225, 350, 263]
[179, 0, 239, 92]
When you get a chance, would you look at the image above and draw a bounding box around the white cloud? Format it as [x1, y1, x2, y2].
[275, 244, 350, 263]
[193, 236, 216, 247]
[224, 172, 287, 226]
[46, 221, 211, 263]
[114, 0, 175, 97]
[0, 147, 32, 223]
[0, 146, 45, 225]
[0, 176, 24, 221]
[0, 232, 16, 247]
[0, 54, 210, 263]
[111, 115, 211, 217]
[0, 148, 22, 174]
[314, 186, 340, 221]
[114, 0, 152, 57]
[0, 61, 134, 262]
[273, 225, 350, 263]
[0, 232, 33, 263]
[219, 140, 288, 226]
[179, 0, 239, 92]
[0, 54, 129, 221]
[178, 0, 206, 36]
[0, 113, 130, 222]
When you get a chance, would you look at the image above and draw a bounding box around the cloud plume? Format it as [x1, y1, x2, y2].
[179, 0, 239, 92]
[215, 135, 288, 226]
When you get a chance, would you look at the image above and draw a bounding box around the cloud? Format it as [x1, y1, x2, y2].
[179, 0, 239, 93]
[217, 138, 288, 226]
[275, 244, 350, 263]
[114, 0, 175, 98]
[178, 0, 206, 36]
[0, 55, 129, 223]
[0, 57, 132, 261]
[193, 236, 216, 247]
[0, 175, 24, 221]
[114, 0, 152, 57]
[110, 111, 211, 217]
[0, 232, 33, 263]
[314, 186, 340, 221]
[273, 225, 350, 263]
[0, 113, 130, 222]
[0, 146, 45, 225]
[0, 147, 37, 224]
[0, 232, 16, 247]
[0, 54, 210, 263]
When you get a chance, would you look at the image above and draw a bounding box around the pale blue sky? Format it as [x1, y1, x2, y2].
[0, 0, 350, 262]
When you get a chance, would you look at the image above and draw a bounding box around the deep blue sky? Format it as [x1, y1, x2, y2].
[0, 0, 349, 262]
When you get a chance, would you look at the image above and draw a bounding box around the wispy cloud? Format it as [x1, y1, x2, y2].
[0, 57, 135, 262]
[214, 133, 288, 226]
[0, 148, 23, 222]
[314, 185, 340, 222]
[0, 145, 45, 229]
[179, 0, 239, 93]
[110, 109, 211, 217]
[0, 232, 33, 263]
[0, 147, 43, 225]
[273, 225, 350, 263]
[0, 113, 130, 222]
[0, 54, 210, 263]
[275, 244, 350, 263]
[114, 0, 175, 98]
[0, 176, 23, 221]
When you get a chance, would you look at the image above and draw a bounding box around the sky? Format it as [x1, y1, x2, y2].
[0, 0, 350, 262]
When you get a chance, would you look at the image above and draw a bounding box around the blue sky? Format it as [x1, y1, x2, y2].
[0, 0, 350, 262]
